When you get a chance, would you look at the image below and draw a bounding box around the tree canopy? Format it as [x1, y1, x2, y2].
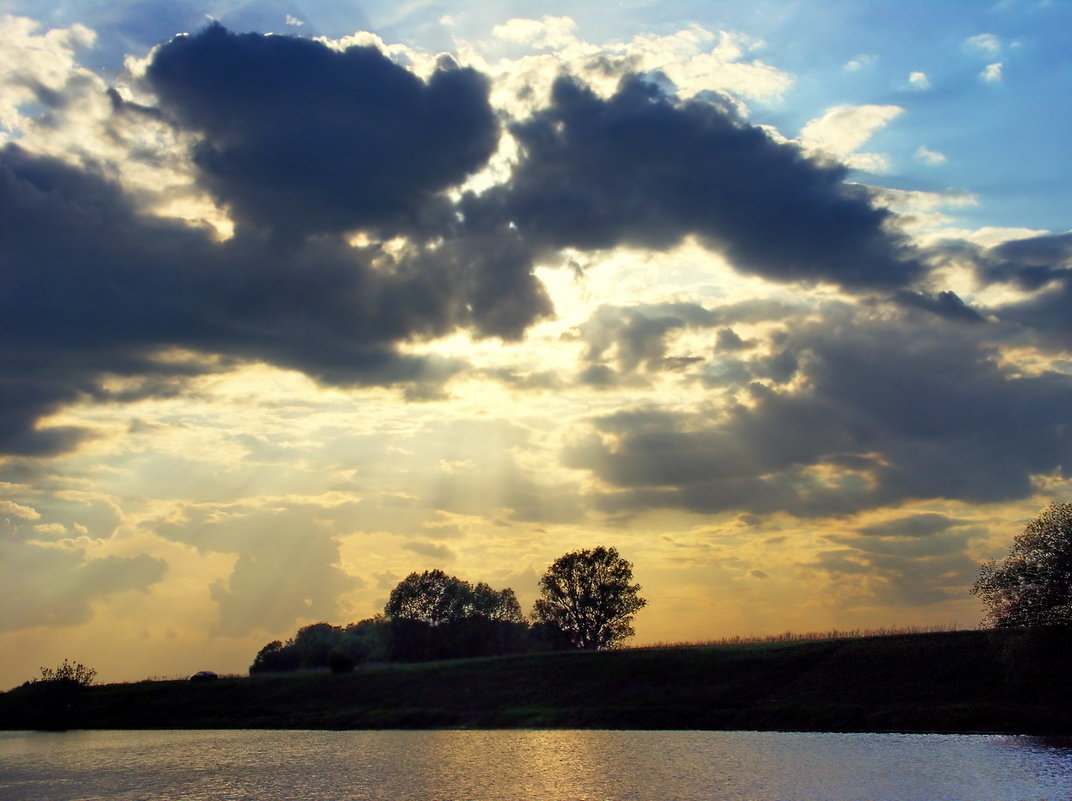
[385, 569, 523, 625]
[532, 546, 646, 650]
[972, 502, 1072, 627]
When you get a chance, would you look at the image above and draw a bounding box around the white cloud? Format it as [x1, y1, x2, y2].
[842, 152, 892, 173]
[843, 54, 876, 72]
[0, 15, 97, 135]
[981, 62, 1003, 83]
[908, 71, 930, 90]
[285, 15, 303, 26]
[471, 17, 793, 119]
[965, 33, 1001, 55]
[33, 522, 67, 535]
[915, 146, 947, 165]
[491, 15, 578, 49]
[0, 500, 40, 520]
[799, 104, 903, 172]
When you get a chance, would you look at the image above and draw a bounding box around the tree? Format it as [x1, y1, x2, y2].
[385, 570, 528, 661]
[249, 617, 391, 674]
[972, 502, 1072, 628]
[532, 546, 646, 650]
[469, 583, 524, 624]
[385, 570, 473, 626]
[385, 570, 523, 625]
[250, 640, 301, 673]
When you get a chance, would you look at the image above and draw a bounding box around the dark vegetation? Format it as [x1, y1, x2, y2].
[532, 546, 646, 650]
[6, 659, 99, 731]
[972, 501, 1072, 627]
[3, 629, 1071, 733]
[250, 548, 645, 672]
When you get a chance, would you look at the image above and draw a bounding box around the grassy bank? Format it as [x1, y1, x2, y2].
[3, 628, 1070, 733]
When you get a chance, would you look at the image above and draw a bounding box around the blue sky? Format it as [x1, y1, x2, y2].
[1, 0, 1070, 686]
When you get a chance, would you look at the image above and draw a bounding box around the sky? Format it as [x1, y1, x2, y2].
[1, 0, 1070, 688]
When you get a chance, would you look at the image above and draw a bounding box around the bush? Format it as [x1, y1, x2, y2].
[36, 659, 97, 687]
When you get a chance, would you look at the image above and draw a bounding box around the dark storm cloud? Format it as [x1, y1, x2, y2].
[487, 75, 923, 289]
[981, 232, 1072, 289]
[892, 290, 985, 323]
[976, 233, 1072, 346]
[567, 309, 1072, 517]
[0, 136, 549, 453]
[0, 24, 567, 454]
[146, 24, 499, 238]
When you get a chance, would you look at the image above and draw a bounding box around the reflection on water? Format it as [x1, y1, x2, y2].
[1, 729, 1071, 801]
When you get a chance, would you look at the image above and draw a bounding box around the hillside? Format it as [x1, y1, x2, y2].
[3, 629, 1070, 733]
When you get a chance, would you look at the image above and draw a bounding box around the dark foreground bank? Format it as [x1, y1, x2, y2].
[3, 629, 1070, 733]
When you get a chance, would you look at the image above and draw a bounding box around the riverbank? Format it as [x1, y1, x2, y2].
[2, 628, 1069, 733]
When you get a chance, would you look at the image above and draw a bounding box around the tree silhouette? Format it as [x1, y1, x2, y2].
[972, 502, 1072, 627]
[385, 570, 526, 661]
[532, 546, 646, 649]
[385, 570, 475, 625]
[385, 570, 523, 625]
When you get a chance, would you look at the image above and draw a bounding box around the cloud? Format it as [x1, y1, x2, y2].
[565, 306, 1072, 518]
[0, 58, 544, 455]
[0, 15, 97, 137]
[907, 71, 930, 90]
[856, 513, 967, 538]
[980, 232, 1072, 345]
[0, 500, 40, 520]
[402, 540, 456, 561]
[489, 76, 922, 289]
[914, 146, 946, 165]
[146, 24, 499, 239]
[981, 62, 1003, 83]
[577, 303, 717, 381]
[492, 15, 577, 49]
[808, 542, 979, 607]
[964, 33, 1001, 55]
[716, 328, 752, 352]
[151, 498, 363, 636]
[0, 539, 166, 632]
[843, 54, 876, 72]
[799, 104, 903, 172]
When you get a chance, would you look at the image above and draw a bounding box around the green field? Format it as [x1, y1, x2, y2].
[3, 628, 1070, 733]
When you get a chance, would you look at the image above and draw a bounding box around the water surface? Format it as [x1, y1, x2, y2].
[2, 729, 1071, 800]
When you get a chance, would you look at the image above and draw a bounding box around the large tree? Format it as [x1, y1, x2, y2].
[532, 546, 646, 650]
[972, 502, 1072, 627]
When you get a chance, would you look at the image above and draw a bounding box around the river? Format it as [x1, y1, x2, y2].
[2, 729, 1071, 800]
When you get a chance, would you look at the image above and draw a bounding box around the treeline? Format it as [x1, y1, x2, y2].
[250, 547, 645, 673]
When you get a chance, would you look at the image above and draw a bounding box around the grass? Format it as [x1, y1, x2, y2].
[640, 623, 966, 649]
[2, 627, 1069, 734]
